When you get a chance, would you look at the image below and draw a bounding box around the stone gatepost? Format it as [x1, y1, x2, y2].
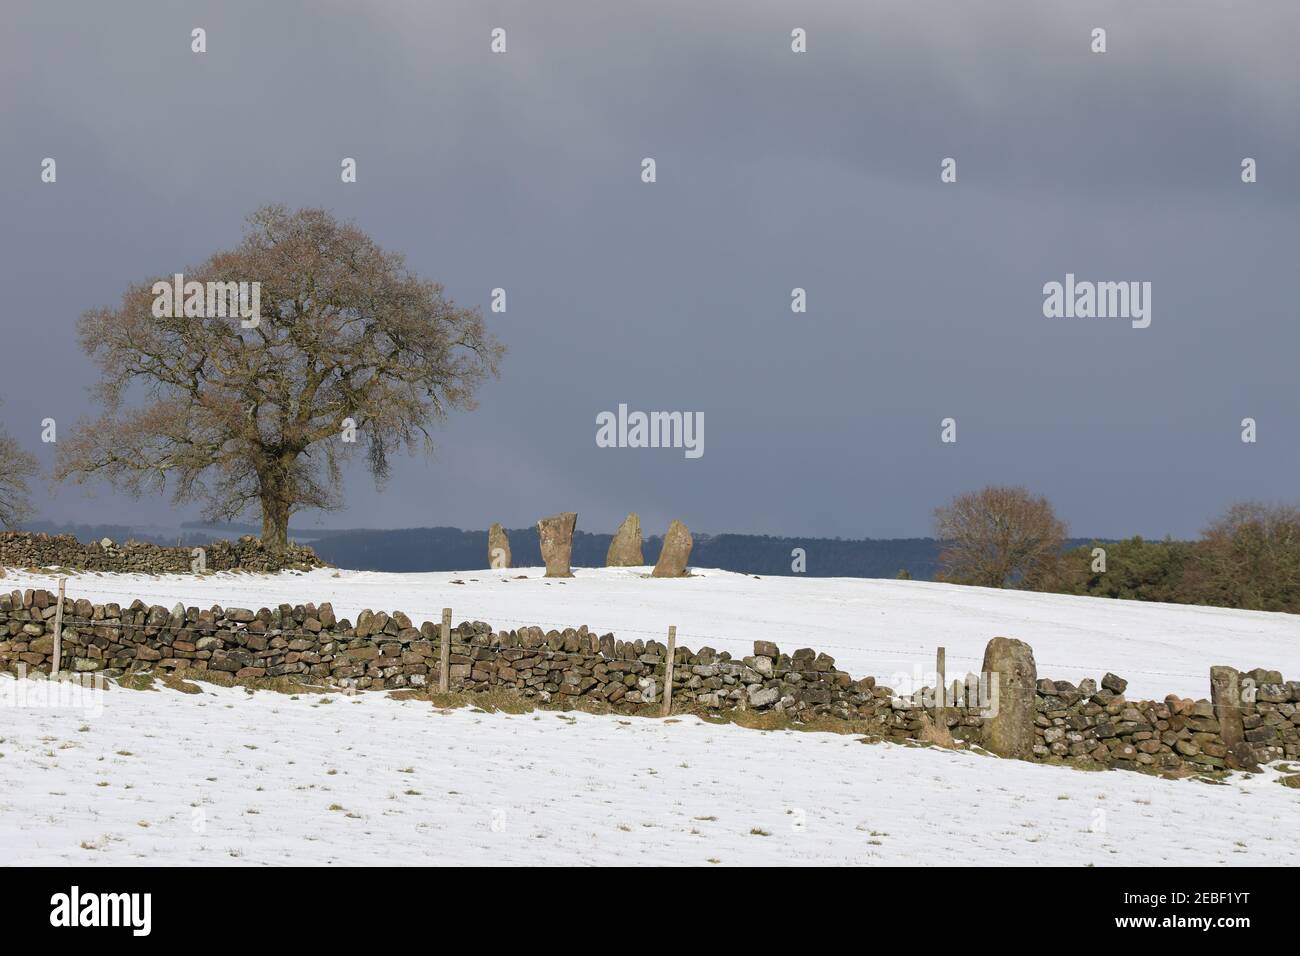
[979, 636, 1037, 759]
[1210, 666, 1244, 748]
[1210, 665, 1259, 771]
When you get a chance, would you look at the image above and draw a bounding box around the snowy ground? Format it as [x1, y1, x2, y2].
[3, 566, 1298, 700]
[2, 567, 1298, 865]
[1, 677, 1296, 866]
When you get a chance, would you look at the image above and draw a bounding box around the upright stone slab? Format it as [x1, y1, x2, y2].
[979, 636, 1037, 759]
[606, 512, 644, 566]
[1210, 666, 1243, 748]
[537, 512, 577, 578]
[488, 523, 512, 569]
[651, 519, 693, 577]
[1210, 665, 1259, 771]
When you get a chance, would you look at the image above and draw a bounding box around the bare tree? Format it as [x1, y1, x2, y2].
[1184, 501, 1300, 612]
[934, 485, 1067, 588]
[0, 414, 39, 528]
[57, 205, 504, 551]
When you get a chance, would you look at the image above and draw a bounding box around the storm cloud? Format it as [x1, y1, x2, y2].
[2, 0, 1297, 540]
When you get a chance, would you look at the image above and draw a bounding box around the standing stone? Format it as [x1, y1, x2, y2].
[979, 636, 1037, 759]
[488, 523, 512, 569]
[651, 520, 693, 577]
[1210, 665, 1259, 771]
[537, 512, 577, 577]
[606, 512, 644, 566]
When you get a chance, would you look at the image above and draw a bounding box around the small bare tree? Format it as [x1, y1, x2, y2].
[57, 205, 504, 550]
[0, 415, 39, 528]
[934, 485, 1067, 588]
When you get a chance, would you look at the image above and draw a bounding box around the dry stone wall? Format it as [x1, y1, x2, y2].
[1032, 670, 1300, 771]
[0, 532, 324, 574]
[2, 585, 1297, 776]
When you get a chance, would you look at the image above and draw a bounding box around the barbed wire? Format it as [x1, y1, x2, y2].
[17, 616, 837, 678]
[7, 615, 972, 690]
[14, 618, 668, 671]
[2, 580, 1243, 684]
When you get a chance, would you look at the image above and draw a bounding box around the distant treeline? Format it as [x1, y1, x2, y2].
[20, 521, 221, 548]
[22, 510, 1298, 615]
[304, 527, 958, 579]
[272, 502, 1300, 614]
[931, 489, 1300, 615]
[1028, 517, 1300, 615]
[23, 521, 958, 579]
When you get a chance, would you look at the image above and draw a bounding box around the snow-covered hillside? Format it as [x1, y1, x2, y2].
[1, 677, 1295, 866]
[3, 567, 1297, 866]
[3, 566, 1297, 700]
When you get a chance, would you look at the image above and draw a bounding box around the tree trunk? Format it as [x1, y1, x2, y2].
[260, 491, 290, 553]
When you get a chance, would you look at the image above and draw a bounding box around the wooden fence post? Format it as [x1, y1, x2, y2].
[935, 645, 946, 722]
[661, 625, 676, 717]
[51, 578, 66, 676]
[438, 607, 452, 695]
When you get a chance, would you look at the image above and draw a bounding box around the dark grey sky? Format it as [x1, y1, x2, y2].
[3, 0, 1298, 540]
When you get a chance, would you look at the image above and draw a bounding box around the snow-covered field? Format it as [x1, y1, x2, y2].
[3, 565, 1297, 700]
[3, 567, 1297, 866]
[1, 677, 1296, 866]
